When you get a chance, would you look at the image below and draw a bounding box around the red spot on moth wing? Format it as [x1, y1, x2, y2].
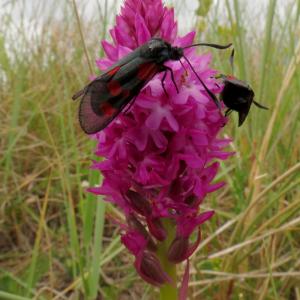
[100, 102, 117, 116]
[79, 88, 134, 134]
[122, 89, 130, 98]
[79, 93, 116, 134]
[107, 66, 121, 77]
[107, 80, 122, 96]
[101, 66, 122, 81]
[227, 75, 236, 80]
[137, 62, 159, 80]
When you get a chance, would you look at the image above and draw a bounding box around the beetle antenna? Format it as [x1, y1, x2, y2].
[183, 42, 232, 50]
[183, 54, 221, 110]
[253, 100, 269, 110]
[230, 49, 235, 75]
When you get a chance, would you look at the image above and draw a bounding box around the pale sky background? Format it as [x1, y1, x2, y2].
[0, 0, 294, 59]
[0, 0, 291, 36]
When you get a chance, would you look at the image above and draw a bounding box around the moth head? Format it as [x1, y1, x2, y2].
[169, 46, 184, 60]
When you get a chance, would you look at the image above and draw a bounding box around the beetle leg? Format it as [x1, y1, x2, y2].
[229, 49, 235, 75]
[253, 100, 268, 110]
[225, 108, 233, 116]
[214, 82, 221, 88]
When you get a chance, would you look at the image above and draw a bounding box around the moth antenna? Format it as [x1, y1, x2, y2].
[183, 54, 221, 110]
[230, 49, 235, 75]
[179, 59, 188, 72]
[72, 89, 85, 100]
[183, 42, 232, 50]
[253, 100, 269, 110]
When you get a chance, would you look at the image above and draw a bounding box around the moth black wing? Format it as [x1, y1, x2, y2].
[75, 55, 160, 134]
[78, 77, 127, 134]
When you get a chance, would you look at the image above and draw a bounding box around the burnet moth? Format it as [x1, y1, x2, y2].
[72, 38, 232, 134]
[219, 49, 268, 126]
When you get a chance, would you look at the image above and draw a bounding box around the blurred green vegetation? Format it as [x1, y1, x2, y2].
[0, 0, 299, 299]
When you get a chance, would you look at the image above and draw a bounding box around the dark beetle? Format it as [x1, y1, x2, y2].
[220, 75, 268, 126]
[219, 49, 268, 126]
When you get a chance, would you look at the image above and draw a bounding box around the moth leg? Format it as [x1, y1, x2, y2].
[161, 70, 169, 98]
[123, 96, 138, 114]
[162, 65, 179, 94]
[183, 54, 221, 111]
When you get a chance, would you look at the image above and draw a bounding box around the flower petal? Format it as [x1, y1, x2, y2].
[135, 14, 151, 45]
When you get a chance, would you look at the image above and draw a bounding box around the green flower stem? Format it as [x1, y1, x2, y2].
[157, 218, 178, 300]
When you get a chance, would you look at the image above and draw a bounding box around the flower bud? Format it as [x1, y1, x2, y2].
[147, 217, 166, 241]
[168, 229, 202, 263]
[167, 236, 189, 263]
[136, 250, 172, 286]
